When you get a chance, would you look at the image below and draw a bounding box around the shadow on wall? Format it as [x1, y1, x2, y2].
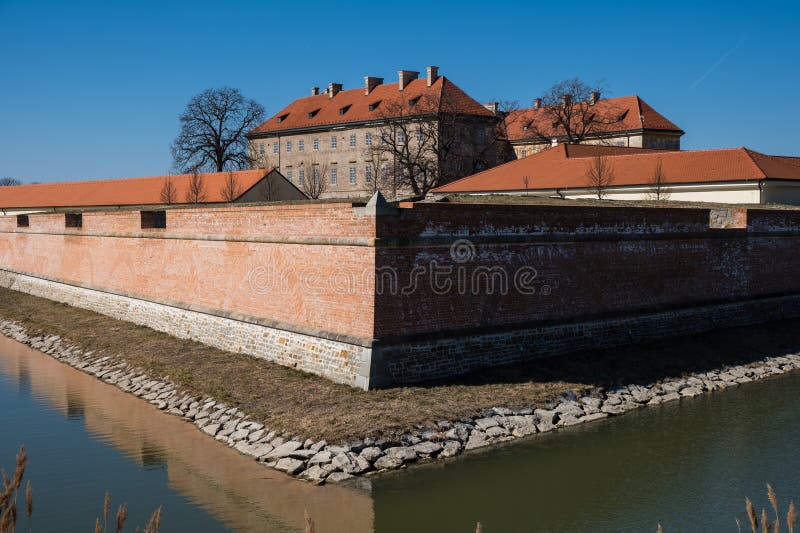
[408, 317, 800, 391]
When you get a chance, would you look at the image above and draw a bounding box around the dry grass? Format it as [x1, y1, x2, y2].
[2, 287, 800, 441]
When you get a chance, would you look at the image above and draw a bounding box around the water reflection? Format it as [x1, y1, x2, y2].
[0, 336, 373, 533]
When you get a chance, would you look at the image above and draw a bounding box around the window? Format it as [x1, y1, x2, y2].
[299, 169, 305, 184]
[397, 130, 405, 144]
[365, 133, 372, 146]
[330, 136, 338, 149]
[369, 101, 381, 111]
[381, 165, 389, 181]
[312, 166, 320, 185]
[365, 166, 372, 183]
[141, 210, 166, 229]
[65, 213, 82, 228]
[277, 113, 289, 123]
[349, 134, 356, 147]
[298, 140, 304, 152]
[349, 166, 356, 185]
[521, 149, 527, 158]
[409, 96, 420, 107]
[330, 166, 338, 185]
[16, 215, 29, 228]
[416, 129, 423, 142]
[313, 138, 319, 151]
[273, 143, 279, 154]
[339, 105, 351, 115]
[308, 109, 320, 119]
[286, 169, 293, 181]
[381, 132, 389, 145]
[258, 143, 265, 155]
[286, 140, 292, 153]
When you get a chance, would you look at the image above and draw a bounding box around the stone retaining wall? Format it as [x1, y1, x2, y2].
[374, 293, 800, 385]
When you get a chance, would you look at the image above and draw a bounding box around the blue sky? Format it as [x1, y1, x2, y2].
[1, 0, 797, 183]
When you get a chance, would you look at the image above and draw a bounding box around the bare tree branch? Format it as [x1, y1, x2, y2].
[301, 160, 328, 199]
[585, 156, 615, 200]
[159, 177, 177, 205]
[523, 78, 624, 145]
[220, 171, 241, 202]
[171, 87, 265, 173]
[646, 159, 671, 201]
[0, 177, 21, 186]
[185, 172, 207, 203]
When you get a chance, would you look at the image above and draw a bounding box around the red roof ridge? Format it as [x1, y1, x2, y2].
[18, 169, 271, 188]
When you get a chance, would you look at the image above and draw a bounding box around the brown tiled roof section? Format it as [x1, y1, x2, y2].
[432, 145, 800, 193]
[0, 170, 271, 209]
[505, 95, 683, 141]
[249, 77, 493, 135]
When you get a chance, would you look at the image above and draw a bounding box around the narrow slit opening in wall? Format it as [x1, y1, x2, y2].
[16, 215, 29, 228]
[65, 213, 82, 228]
[141, 210, 167, 229]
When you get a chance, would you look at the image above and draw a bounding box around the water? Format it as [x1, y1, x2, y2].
[2, 335, 799, 532]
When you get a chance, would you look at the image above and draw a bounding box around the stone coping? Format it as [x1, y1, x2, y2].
[2, 317, 799, 485]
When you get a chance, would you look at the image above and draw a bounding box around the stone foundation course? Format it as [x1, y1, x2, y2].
[3, 317, 800, 484]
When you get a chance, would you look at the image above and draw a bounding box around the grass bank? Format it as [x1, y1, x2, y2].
[1, 286, 799, 441]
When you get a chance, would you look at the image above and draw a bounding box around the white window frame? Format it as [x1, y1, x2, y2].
[349, 166, 356, 185]
[331, 136, 338, 149]
[313, 138, 319, 151]
[330, 166, 338, 185]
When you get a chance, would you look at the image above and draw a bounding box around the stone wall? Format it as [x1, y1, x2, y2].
[372, 294, 800, 385]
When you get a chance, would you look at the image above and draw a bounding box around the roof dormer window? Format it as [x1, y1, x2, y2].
[277, 113, 289, 123]
[409, 96, 420, 107]
[308, 109, 320, 119]
[369, 100, 381, 112]
[339, 104, 351, 115]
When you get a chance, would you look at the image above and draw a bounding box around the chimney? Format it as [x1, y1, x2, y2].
[561, 94, 572, 107]
[398, 69, 419, 91]
[310, 87, 319, 96]
[426, 65, 439, 87]
[533, 98, 542, 109]
[328, 82, 342, 98]
[364, 76, 383, 95]
[589, 91, 601, 105]
[483, 102, 499, 114]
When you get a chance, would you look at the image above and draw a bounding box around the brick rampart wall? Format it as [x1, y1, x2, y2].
[3, 201, 800, 388]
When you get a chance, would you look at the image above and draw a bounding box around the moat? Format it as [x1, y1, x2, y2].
[2, 334, 799, 532]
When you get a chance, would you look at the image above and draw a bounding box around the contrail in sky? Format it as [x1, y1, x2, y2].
[690, 39, 744, 89]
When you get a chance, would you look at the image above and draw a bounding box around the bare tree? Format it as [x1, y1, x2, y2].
[524, 78, 624, 145]
[249, 148, 277, 171]
[363, 145, 392, 196]
[585, 156, 615, 200]
[0, 177, 21, 186]
[220, 171, 241, 202]
[185, 172, 207, 204]
[370, 90, 502, 199]
[252, 171, 278, 202]
[160, 177, 177, 205]
[647, 159, 671, 201]
[171, 87, 265, 173]
[301, 161, 328, 199]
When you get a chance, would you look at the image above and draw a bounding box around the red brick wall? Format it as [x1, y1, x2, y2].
[373, 204, 800, 339]
[3, 202, 800, 348]
[0, 204, 376, 340]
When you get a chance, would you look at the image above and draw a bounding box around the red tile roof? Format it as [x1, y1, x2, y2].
[505, 95, 683, 142]
[0, 170, 271, 210]
[248, 76, 494, 135]
[432, 145, 800, 194]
